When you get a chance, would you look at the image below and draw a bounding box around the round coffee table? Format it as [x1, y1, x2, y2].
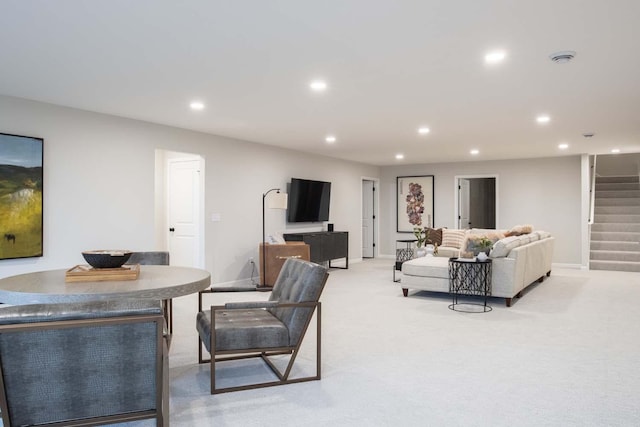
[0, 265, 211, 304]
[0, 265, 211, 341]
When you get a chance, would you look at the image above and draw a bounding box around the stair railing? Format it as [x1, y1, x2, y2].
[588, 155, 597, 225]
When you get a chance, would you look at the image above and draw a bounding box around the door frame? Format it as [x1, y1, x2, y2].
[458, 178, 471, 229]
[454, 174, 499, 229]
[361, 177, 379, 259]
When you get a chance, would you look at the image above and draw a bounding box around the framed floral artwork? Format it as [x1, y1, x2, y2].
[0, 132, 43, 260]
[397, 175, 434, 232]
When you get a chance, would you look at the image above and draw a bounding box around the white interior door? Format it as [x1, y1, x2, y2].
[458, 179, 471, 228]
[362, 180, 375, 258]
[167, 158, 201, 267]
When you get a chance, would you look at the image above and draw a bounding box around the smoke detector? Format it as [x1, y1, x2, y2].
[549, 51, 576, 64]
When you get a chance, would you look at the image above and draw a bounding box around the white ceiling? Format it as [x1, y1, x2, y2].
[1, 1, 639, 166]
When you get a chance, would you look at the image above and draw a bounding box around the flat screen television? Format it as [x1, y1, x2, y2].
[287, 178, 331, 223]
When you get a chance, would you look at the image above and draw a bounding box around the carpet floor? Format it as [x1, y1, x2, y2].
[161, 259, 640, 426]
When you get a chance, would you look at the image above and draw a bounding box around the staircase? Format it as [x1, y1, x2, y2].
[590, 175, 640, 272]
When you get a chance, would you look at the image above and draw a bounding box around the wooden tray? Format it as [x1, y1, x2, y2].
[65, 264, 140, 282]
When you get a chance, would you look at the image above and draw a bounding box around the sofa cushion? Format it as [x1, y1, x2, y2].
[490, 236, 523, 258]
[402, 256, 450, 278]
[516, 234, 533, 245]
[425, 227, 443, 246]
[533, 230, 551, 239]
[441, 229, 466, 249]
[435, 246, 460, 258]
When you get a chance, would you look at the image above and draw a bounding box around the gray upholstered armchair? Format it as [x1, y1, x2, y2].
[197, 258, 329, 394]
[127, 251, 170, 266]
[126, 250, 175, 335]
[0, 299, 168, 426]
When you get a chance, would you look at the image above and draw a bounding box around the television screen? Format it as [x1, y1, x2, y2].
[287, 178, 331, 222]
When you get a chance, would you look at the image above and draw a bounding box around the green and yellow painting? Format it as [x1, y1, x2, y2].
[0, 133, 43, 260]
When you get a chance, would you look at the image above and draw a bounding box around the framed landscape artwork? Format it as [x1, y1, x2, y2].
[397, 175, 434, 232]
[0, 133, 43, 260]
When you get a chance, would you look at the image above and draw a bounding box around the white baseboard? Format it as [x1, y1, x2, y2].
[552, 262, 584, 270]
[211, 277, 256, 288]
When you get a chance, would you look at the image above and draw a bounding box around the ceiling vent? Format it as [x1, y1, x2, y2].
[549, 51, 576, 64]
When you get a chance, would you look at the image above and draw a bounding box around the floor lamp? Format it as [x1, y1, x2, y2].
[260, 188, 288, 290]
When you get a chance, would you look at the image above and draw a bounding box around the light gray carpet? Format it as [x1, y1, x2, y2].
[164, 259, 640, 426]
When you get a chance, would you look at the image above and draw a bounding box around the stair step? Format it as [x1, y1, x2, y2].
[591, 174, 640, 271]
[595, 198, 640, 206]
[594, 214, 640, 223]
[595, 182, 640, 191]
[590, 231, 640, 242]
[590, 250, 640, 262]
[595, 190, 640, 198]
[595, 206, 640, 214]
[590, 260, 640, 272]
[590, 241, 640, 251]
[591, 223, 640, 233]
[596, 176, 639, 184]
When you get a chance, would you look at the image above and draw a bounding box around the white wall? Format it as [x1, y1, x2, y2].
[0, 96, 379, 282]
[380, 156, 584, 267]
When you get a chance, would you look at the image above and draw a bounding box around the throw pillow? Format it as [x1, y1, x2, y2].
[441, 229, 466, 249]
[463, 235, 485, 255]
[484, 231, 506, 242]
[425, 227, 443, 245]
[504, 224, 534, 237]
[463, 232, 504, 255]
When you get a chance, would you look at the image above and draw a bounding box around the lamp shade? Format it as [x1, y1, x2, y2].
[268, 192, 288, 209]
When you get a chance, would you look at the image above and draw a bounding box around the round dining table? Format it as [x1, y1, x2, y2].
[0, 265, 211, 305]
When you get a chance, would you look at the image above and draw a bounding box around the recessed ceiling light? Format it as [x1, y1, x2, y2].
[418, 127, 430, 135]
[325, 136, 336, 143]
[309, 80, 328, 92]
[190, 101, 205, 111]
[395, 153, 404, 160]
[536, 115, 550, 124]
[558, 143, 569, 150]
[470, 149, 479, 155]
[485, 50, 506, 64]
[611, 148, 621, 154]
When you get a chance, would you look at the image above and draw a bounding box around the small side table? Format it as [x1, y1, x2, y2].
[393, 239, 417, 282]
[448, 257, 492, 313]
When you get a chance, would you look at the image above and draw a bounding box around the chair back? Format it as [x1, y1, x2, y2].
[0, 300, 165, 427]
[127, 251, 170, 265]
[268, 258, 328, 346]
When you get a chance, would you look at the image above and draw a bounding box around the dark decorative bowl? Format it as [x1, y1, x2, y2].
[82, 250, 133, 269]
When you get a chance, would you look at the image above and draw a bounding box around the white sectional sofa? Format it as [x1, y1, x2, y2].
[400, 229, 555, 307]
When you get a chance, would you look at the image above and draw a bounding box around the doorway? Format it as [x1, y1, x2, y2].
[455, 176, 497, 229]
[361, 178, 378, 258]
[155, 150, 205, 268]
